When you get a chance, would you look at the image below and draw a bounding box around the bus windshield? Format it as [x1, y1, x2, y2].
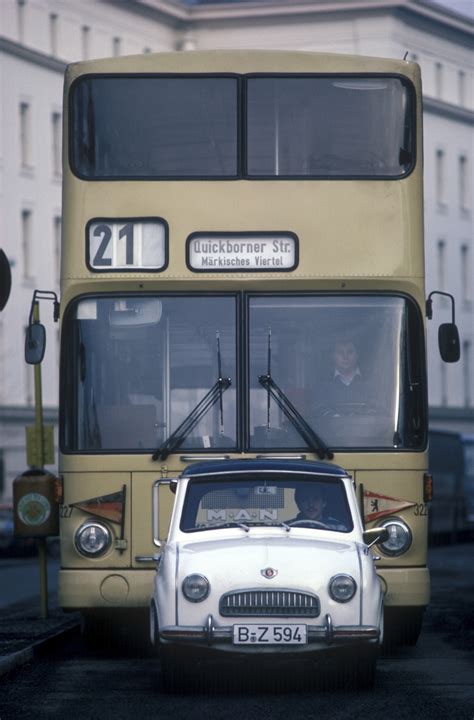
[61, 293, 425, 453]
[70, 75, 414, 179]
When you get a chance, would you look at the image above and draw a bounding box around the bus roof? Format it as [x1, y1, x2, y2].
[65, 49, 420, 83]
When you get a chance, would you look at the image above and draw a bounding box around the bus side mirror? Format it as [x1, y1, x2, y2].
[25, 323, 46, 365]
[426, 291, 461, 364]
[0, 249, 12, 311]
[438, 323, 460, 363]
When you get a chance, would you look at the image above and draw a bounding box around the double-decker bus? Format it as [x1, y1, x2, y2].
[55, 50, 458, 646]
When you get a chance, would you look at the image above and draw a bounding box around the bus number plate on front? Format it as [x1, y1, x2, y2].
[233, 624, 307, 645]
[87, 219, 168, 272]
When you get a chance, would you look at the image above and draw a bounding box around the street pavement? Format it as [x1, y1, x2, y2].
[0, 555, 79, 676]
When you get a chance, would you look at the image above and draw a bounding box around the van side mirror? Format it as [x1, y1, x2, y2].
[363, 527, 389, 547]
[25, 323, 46, 364]
[438, 323, 460, 363]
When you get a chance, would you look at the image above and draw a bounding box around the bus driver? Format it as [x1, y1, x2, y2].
[333, 338, 361, 387]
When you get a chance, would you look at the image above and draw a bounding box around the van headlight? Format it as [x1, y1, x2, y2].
[74, 521, 112, 557]
[377, 518, 412, 556]
[329, 574, 357, 603]
[182, 574, 210, 602]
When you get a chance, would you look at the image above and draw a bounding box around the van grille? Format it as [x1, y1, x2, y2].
[219, 589, 320, 617]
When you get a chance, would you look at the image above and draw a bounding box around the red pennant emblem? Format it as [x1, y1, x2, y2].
[363, 490, 416, 523]
[71, 488, 125, 525]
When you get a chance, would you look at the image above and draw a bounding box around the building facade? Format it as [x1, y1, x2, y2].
[0, 0, 472, 500]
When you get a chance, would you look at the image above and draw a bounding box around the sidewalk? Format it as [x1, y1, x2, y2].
[0, 594, 80, 676]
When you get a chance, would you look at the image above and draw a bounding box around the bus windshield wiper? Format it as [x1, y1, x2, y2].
[205, 522, 249, 533]
[245, 521, 292, 532]
[258, 329, 333, 461]
[153, 332, 231, 461]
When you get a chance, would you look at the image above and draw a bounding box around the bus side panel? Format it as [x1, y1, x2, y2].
[356, 469, 428, 609]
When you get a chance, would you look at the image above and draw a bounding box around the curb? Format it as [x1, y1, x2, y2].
[0, 621, 80, 677]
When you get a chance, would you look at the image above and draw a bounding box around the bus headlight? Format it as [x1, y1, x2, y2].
[74, 521, 112, 557]
[377, 518, 412, 556]
[329, 574, 357, 602]
[182, 574, 210, 602]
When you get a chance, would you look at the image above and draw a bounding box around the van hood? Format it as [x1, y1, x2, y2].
[177, 533, 362, 599]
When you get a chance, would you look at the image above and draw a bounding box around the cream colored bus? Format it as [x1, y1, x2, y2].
[57, 50, 458, 646]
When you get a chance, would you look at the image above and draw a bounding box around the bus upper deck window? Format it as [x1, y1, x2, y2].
[246, 76, 415, 179]
[70, 76, 239, 179]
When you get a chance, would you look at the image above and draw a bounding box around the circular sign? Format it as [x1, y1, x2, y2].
[17, 493, 51, 526]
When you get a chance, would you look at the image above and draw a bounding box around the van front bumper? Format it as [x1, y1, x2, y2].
[160, 613, 380, 647]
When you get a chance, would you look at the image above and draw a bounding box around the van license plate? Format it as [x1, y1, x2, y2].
[233, 624, 307, 645]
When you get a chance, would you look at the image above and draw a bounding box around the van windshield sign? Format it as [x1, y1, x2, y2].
[187, 233, 298, 273]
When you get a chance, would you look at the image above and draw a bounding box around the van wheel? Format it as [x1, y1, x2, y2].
[383, 607, 424, 651]
[150, 602, 159, 649]
[354, 648, 377, 689]
[340, 647, 377, 690]
[81, 609, 150, 654]
[160, 646, 186, 693]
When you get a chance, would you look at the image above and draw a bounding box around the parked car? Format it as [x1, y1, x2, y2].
[463, 434, 474, 529]
[150, 459, 387, 691]
[0, 504, 15, 553]
[0, 503, 58, 557]
[428, 430, 474, 543]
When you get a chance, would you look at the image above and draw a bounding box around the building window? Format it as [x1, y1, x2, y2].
[458, 155, 469, 212]
[461, 243, 471, 304]
[440, 360, 447, 406]
[52, 112, 62, 176]
[82, 25, 90, 60]
[113, 37, 121, 57]
[458, 70, 466, 106]
[17, 0, 26, 43]
[437, 239, 446, 291]
[56, 326, 61, 366]
[54, 215, 62, 283]
[49, 13, 58, 55]
[19, 101, 31, 168]
[435, 149, 446, 207]
[0, 450, 4, 495]
[21, 209, 33, 280]
[463, 340, 472, 407]
[435, 62, 443, 99]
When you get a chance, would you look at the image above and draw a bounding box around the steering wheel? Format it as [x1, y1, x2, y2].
[289, 519, 330, 529]
[319, 402, 378, 417]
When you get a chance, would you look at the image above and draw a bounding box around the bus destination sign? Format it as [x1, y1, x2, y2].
[187, 233, 298, 273]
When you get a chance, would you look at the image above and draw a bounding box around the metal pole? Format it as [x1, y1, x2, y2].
[32, 302, 45, 468]
[32, 301, 49, 619]
[38, 538, 49, 619]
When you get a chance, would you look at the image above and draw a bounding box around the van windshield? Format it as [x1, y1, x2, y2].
[180, 475, 353, 533]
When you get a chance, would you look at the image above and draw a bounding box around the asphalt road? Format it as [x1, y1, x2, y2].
[0, 543, 473, 720]
[0, 556, 60, 609]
